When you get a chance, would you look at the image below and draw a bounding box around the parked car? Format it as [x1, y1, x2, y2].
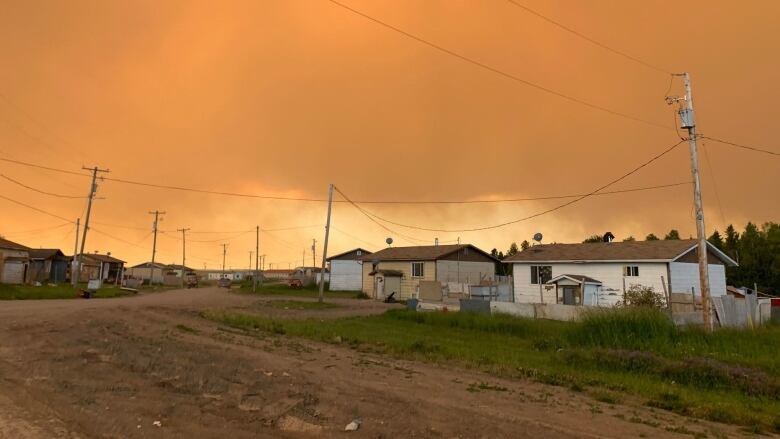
[218, 277, 232, 289]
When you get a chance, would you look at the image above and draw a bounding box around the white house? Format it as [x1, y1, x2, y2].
[503, 239, 737, 306]
[327, 248, 372, 291]
[0, 237, 30, 284]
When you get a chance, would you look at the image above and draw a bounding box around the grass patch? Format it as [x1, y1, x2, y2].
[238, 282, 366, 299]
[0, 283, 134, 300]
[175, 324, 198, 334]
[263, 300, 340, 310]
[203, 308, 780, 431]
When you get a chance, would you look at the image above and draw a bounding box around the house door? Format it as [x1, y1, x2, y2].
[562, 286, 577, 305]
[384, 276, 401, 300]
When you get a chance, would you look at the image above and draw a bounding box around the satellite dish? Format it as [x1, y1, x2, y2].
[386, 237, 393, 246]
[533, 233, 543, 243]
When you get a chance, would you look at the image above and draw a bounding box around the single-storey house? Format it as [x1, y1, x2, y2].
[166, 264, 197, 277]
[80, 253, 126, 283]
[503, 239, 738, 306]
[263, 269, 293, 280]
[327, 248, 372, 291]
[125, 262, 169, 283]
[28, 248, 69, 283]
[361, 244, 498, 300]
[291, 266, 330, 284]
[0, 237, 30, 284]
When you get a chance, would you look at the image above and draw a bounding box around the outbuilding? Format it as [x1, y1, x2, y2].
[28, 248, 69, 283]
[327, 248, 372, 291]
[0, 237, 30, 284]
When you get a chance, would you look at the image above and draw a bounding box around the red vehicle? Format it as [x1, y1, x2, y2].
[286, 278, 303, 289]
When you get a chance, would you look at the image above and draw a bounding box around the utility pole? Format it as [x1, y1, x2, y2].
[254, 225, 260, 292]
[71, 218, 80, 286]
[177, 228, 190, 287]
[76, 166, 109, 288]
[311, 239, 317, 267]
[148, 210, 165, 287]
[302, 249, 305, 268]
[221, 244, 228, 276]
[670, 72, 712, 330]
[318, 184, 334, 303]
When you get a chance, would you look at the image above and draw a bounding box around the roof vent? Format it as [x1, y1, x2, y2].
[603, 232, 615, 243]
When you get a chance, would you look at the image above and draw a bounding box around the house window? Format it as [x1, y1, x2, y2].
[624, 266, 639, 277]
[530, 265, 552, 284]
[411, 262, 424, 278]
[356, 250, 362, 256]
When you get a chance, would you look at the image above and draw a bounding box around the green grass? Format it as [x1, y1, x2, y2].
[262, 299, 341, 310]
[204, 308, 780, 432]
[0, 283, 134, 300]
[237, 281, 367, 299]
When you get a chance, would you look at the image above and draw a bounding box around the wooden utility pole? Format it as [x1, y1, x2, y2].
[71, 218, 80, 286]
[177, 228, 190, 287]
[680, 72, 712, 330]
[76, 166, 109, 287]
[311, 239, 317, 267]
[254, 225, 260, 292]
[148, 210, 165, 286]
[318, 184, 334, 303]
[221, 243, 228, 276]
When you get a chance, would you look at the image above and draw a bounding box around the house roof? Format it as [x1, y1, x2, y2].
[326, 248, 372, 261]
[0, 237, 29, 251]
[166, 264, 196, 271]
[130, 261, 166, 269]
[28, 248, 67, 260]
[263, 269, 294, 274]
[361, 244, 498, 262]
[504, 239, 737, 266]
[85, 253, 125, 264]
[548, 274, 603, 284]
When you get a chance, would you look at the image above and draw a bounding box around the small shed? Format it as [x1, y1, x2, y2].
[547, 274, 603, 306]
[28, 249, 69, 283]
[327, 248, 372, 291]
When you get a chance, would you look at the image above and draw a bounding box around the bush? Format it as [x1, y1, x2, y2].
[571, 307, 676, 350]
[622, 284, 665, 308]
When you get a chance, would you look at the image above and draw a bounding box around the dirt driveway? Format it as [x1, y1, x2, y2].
[0, 288, 748, 438]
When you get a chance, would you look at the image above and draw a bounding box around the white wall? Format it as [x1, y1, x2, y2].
[435, 261, 496, 284]
[329, 260, 362, 291]
[512, 262, 669, 304]
[669, 262, 726, 297]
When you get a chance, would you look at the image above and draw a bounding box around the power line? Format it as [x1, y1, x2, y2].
[325, 0, 671, 131]
[700, 136, 780, 158]
[1, 155, 693, 205]
[0, 173, 87, 199]
[506, 0, 672, 74]
[0, 194, 76, 223]
[1, 222, 72, 236]
[341, 139, 687, 232]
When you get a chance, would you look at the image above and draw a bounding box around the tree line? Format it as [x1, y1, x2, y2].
[491, 222, 779, 294]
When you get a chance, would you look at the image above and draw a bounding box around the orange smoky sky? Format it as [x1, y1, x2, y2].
[0, 0, 778, 269]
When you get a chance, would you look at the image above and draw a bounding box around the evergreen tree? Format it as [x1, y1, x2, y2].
[623, 236, 636, 242]
[520, 240, 530, 250]
[664, 229, 681, 240]
[645, 233, 660, 241]
[506, 242, 519, 257]
[707, 230, 724, 250]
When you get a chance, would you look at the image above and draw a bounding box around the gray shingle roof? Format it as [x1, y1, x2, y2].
[361, 244, 497, 262]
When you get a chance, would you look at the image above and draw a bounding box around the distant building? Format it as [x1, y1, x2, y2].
[126, 262, 169, 283]
[361, 244, 498, 300]
[80, 253, 126, 283]
[28, 248, 69, 283]
[263, 269, 293, 280]
[0, 237, 30, 284]
[327, 248, 371, 291]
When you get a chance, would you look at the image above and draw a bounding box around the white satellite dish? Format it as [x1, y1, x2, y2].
[533, 232, 543, 242]
[386, 237, 393, 246]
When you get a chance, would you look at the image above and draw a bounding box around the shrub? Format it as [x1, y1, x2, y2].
[571, 307, 676, 350]
[622, 284, 666, 308]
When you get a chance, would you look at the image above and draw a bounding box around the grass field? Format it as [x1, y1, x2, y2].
[237, 281, 369, 299]
[0, 283, 134, 300]
[205, 307, 780, 433]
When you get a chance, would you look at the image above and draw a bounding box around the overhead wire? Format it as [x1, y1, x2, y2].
[0, 173, 87, 199]
[339, 139, 687, 232]
[325, 0, 672, 131]
[505, 0, 672, 75]
[0, 194, 76, 223]
[700, 136, 780, 158]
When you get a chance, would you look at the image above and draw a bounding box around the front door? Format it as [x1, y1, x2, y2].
[562, 286, 577, 305]
[384, 276, 401, 300]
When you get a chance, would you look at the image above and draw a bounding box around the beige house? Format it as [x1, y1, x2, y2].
[361, 244, 498, 300]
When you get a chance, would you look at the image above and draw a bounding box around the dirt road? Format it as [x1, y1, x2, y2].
[0, 288, 746, 438]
